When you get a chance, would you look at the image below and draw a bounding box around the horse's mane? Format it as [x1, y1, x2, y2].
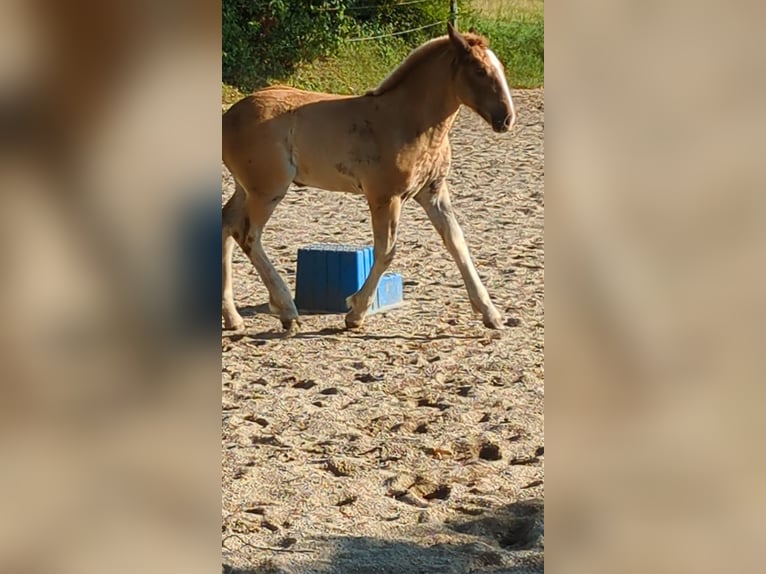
[366, 33, 489, 97]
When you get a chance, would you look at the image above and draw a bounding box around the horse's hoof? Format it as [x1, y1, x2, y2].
[281, 318, 300, 337]
[344, 313, 364, 330]
[483, 313, 505, 330]
[223, 316, 245, 331]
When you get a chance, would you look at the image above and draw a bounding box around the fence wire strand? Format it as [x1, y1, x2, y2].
[346, 19, 448, 42]
[314, 0, 432, 12]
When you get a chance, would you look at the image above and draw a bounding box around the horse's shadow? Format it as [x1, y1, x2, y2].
[238, 303, 275, 318]
[222, 303, 484, 343]
[224, 327, 476, 343]
[222, 499, 544, 574]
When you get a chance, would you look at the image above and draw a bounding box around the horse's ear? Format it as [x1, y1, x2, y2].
[447, 22, 470, 55]
[468, 26, 477, 34]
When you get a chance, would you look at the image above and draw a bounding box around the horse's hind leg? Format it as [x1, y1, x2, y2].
[222, 183, 246, 330]
[416, 180, 504, 329]
[222, 180, 299, 334]
[240, 186, 300, 335]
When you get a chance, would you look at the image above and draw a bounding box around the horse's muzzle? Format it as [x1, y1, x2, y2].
[492, 113, 515, 133]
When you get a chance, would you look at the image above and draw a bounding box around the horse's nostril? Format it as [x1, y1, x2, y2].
[492, 112, 513, 132]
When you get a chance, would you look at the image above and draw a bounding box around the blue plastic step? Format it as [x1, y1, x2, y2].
[294, 243, 404, 314]
[372, 271, 404, 314]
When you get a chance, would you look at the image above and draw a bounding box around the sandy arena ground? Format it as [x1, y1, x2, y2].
[222, 88, 544, 574]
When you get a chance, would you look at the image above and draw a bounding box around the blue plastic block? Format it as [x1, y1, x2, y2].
[295, 246, 328, 312]
[371, 272, 404, 313]
[294, 243, 404, 314]
[295, 244, 372, 313]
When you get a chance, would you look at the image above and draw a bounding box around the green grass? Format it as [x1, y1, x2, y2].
[286, 39, 413, 95]
[471, 0, 542, 17]
[222, 40, 413, 105]
[464, 0, 544, 87]
[222, 0, 543, 103]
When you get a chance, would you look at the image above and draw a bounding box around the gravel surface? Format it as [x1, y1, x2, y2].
[222, 88, 544, 574]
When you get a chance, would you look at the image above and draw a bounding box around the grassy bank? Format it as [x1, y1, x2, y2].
[464, 0, 543, 88]
[222, 0, 543, 105]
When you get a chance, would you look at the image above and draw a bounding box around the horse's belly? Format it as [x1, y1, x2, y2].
[292, 145, 365, 194]
[293, 166, 363, 195]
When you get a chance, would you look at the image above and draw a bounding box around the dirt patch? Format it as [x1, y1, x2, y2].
[222, 88, 544, 573]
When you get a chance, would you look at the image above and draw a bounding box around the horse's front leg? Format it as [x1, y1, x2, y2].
[416, 180, 504, 329]
[345, 196, 402, 329]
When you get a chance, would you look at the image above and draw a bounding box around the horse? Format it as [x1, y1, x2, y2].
[222, 23, 516, 335]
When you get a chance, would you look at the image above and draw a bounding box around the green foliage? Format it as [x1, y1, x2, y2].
[344, 0, 449, 38]
[223, 0, 349, 89]
[464, 13, 544, 87]
[287, 37, 412, 94]
[222, 1, 544, 96]
[223, 0, 451, 91]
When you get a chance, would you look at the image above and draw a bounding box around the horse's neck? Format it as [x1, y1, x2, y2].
[382, 54, 460, 139]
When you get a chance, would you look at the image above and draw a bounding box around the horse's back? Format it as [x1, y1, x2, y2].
[223, 86, 339, 159]
[223, 86, 337, 129]
[223, 86, 365, 193]
[223, 87, 347, 193]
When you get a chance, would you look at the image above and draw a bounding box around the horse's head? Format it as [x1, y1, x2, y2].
[448, 23, 516, 133]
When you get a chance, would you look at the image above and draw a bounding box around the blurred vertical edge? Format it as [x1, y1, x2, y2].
[0, 1, 222, 573]
[547, 1, 766, 573]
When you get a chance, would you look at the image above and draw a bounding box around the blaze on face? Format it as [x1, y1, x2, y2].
[448, 23, 516, 133]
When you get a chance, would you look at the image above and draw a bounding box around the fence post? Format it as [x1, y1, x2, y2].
[450, 0, 458, 29]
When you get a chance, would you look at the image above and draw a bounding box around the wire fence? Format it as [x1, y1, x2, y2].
[314, 0, 458, 43]
[347, 19, 449, 42]
[314, 0, 434, 11]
